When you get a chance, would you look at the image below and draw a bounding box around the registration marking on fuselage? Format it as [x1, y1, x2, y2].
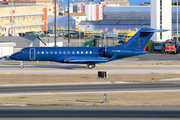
[4, 71, 13, 74]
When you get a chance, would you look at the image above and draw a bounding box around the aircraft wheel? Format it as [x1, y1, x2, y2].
[87, 64, 93, 69]
[20, 65, 24, 69]
[92, 64, 96, 68]
[87, 64, 95, 69]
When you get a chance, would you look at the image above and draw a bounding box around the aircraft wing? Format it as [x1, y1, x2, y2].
[63, 57, 109, 63]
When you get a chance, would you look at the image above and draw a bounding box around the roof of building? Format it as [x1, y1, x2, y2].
[0, 36, 45, 48]
[104, 6, 180, 12]
[79, 20, 150, 25]
[79, 20, 99, 25]
[63, 13, 86, 16]
[47, 16, 75, 22]
[0, 4, 44, 8]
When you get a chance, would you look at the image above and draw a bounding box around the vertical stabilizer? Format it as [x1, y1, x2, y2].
[118, 27, 166, 50]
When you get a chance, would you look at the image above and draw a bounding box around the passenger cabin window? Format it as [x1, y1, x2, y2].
[81, 51, 83, 54]
[42, 51, 44, 54]
[46, 51, 49, 54]
[59, 51, 61, 54]
[77, 51, 79, 54]
[72, 51, 75, 54]
[21, 50, 26, 53]
[90, 51, 92, 54]
[55, 51, 57, 54]
[86, 51, 88, 54]
[68, 51, 70, 54]
[63, 51, 66, 54]
[37, 51, 40, 54]
[50, 51, 53, 54]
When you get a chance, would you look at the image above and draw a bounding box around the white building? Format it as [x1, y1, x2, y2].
[151, 0, 172, 42]
[85, 3, 95, 21]
[0, 42, 16, 57]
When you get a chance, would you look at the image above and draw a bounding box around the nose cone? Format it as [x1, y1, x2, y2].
[9, 54, 17, 60]
[9, 54, 14, 60]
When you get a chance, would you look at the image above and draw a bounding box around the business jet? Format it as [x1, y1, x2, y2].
[9, 27, 166, 69]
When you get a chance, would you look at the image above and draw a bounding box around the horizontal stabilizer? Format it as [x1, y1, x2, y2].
[95, 35, 123, 39]
[140, 28, 167, 33]
[63, 57, 109, 63]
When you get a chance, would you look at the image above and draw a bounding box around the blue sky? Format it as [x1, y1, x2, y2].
[58, 0, 150, 6]
[58, 0, 177, 6]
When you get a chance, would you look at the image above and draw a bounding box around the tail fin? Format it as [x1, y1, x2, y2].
[118, 27, 166, 50]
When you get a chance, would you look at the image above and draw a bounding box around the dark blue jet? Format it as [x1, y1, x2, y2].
[9, 27, 165, 69]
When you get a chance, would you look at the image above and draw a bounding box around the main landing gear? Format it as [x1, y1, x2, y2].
[87, 63, 96, 69]
[20, 61, 24, 69]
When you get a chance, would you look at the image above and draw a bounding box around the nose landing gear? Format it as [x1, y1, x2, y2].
[87, 63, 96, 69]
[20, 61, 24, 69]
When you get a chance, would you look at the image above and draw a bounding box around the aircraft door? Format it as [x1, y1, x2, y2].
[30, 48, 36, 60]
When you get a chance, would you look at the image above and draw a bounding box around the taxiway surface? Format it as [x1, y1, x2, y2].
[0, 106, 180, 120]
[1, 53, 180, 74]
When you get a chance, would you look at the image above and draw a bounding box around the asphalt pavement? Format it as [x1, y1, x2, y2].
[0, 106, 180, 119]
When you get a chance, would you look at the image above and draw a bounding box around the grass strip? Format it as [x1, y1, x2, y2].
[1, 74, 180, 84]
[0, 92, 180, 106]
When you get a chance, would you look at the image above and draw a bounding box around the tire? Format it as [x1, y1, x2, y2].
[87, 64, 96, 69]
[87, 64, 93, 69]
[20, 65, 24, 69]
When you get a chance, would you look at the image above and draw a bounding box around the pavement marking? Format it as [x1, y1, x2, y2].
[176, 71, 180, 74]
[4, 71, 13, 74]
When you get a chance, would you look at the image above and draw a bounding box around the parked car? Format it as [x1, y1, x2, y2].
[47, 33, 59, 37]
[154, 42, 163, 51]
[0, 56, 10, 61]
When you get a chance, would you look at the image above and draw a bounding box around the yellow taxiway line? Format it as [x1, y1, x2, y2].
[4, 71, 13, 74]
[176, 71, 180, 74]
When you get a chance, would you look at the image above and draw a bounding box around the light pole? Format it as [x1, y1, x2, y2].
[177, 0, 179, 41]
[85, 26, 89, 43]
[54, 0, 57, 47]
[11, 0, 13, 36]
[68, 0, 70, 46]
[79, 25, 80, 45]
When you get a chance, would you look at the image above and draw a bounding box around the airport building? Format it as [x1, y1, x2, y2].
[63, 13, 87, 26]
[0, 36, 46, 57]
[8, 0, 59, 16]
[151, 0, 172, 42]
[0, 4, 47, 36]
[72, 2, 122, 21]
[79, 5, 180, 42]
[100, 0, 129, 6]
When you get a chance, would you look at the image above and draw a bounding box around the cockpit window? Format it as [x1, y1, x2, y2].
[21, 50, 26, 53]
